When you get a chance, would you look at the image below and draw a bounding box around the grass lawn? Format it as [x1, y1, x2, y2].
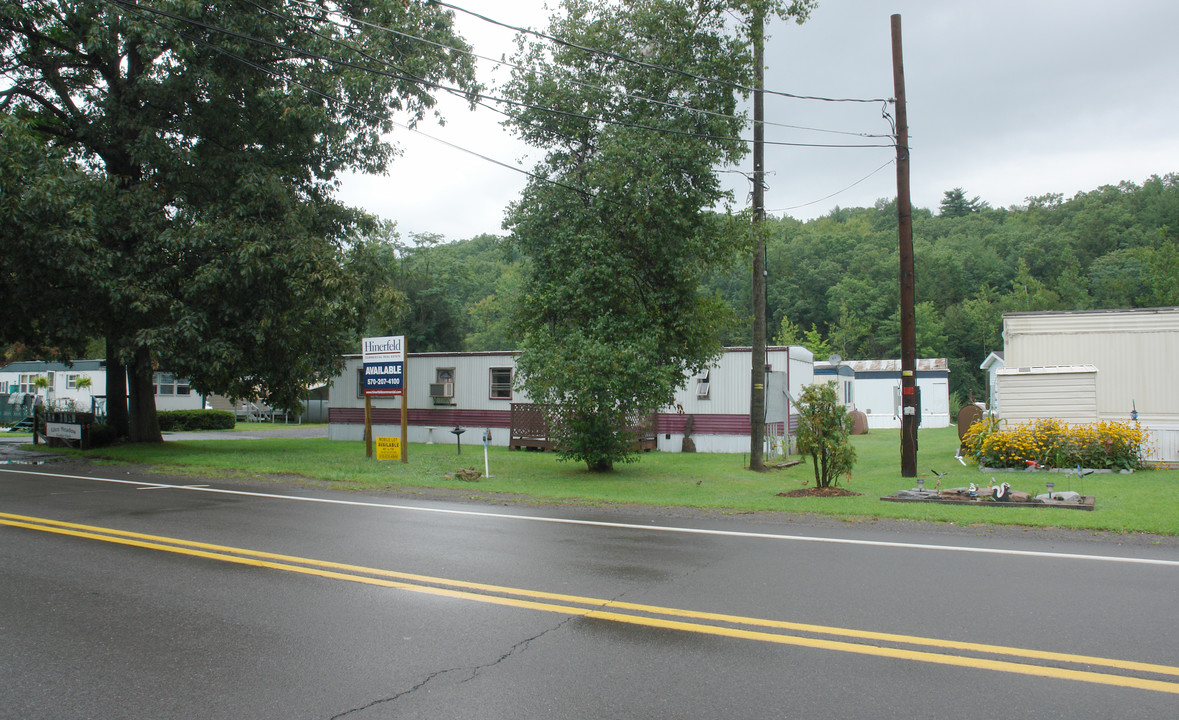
[39, 426, 1179, 536]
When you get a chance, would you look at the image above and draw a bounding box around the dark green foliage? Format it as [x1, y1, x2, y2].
[0, 1, 477, 439]
[87, 424, 121, 449]
[156, 410, 236, 432]
[386, 173, 1178, 411]
[720, 174, 1179, 402]
[501, 0, 807, 471]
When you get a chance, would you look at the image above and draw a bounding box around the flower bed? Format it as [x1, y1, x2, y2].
[961, 417, 1148, 471]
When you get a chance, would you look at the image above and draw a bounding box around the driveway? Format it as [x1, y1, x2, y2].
[163, 424, 328, 441]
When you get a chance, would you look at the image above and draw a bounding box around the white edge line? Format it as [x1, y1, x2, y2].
[3, 467, 1178, 567]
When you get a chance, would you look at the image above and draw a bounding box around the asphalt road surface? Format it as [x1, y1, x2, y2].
[3, 457, 1178, 719]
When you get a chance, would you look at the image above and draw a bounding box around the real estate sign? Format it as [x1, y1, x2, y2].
[375, 436, 401, 460]
[362, 335, 405, 397]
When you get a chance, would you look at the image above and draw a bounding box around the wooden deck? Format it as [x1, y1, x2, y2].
[510, 403, 657, 452]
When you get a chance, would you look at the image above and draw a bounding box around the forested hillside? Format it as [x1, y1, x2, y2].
[363, 174, 1179, 405]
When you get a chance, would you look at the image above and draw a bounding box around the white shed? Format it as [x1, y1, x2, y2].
[979, 351, 1005, 412]
[1000, 307, 1179, 462]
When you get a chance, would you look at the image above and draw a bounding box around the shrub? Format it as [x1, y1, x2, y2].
[795, 383, 857, 487]
[156, 409, 236, 432]
[88, 423, 120, 448]
[962, 417, 1148, 470]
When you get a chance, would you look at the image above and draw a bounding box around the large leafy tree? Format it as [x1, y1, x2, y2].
[0, 0, 476, 440]
[0, 114, 101, 360]
[502, 0, 813, 471]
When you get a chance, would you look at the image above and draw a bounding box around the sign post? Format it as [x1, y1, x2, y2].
[362, 335, 407, 462]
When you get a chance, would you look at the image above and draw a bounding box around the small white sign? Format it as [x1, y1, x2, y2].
[46, 422, 82, 440]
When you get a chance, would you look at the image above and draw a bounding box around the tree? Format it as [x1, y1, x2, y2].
[0, 115, 100, 360]
[0, 1, 477, 440]
[502, 0, 811, 471]
[795, 382, 856, 488]
[774, 318, 832, 359]
[939, 188, 988, 218]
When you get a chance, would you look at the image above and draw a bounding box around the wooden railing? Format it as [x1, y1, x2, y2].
[510, 403, 657, 452]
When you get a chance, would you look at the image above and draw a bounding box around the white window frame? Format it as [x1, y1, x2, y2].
[695, 370, 711, 399]
[489, 367, 512, 400]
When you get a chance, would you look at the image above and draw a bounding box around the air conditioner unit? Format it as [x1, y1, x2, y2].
[429, 382, 454, 398]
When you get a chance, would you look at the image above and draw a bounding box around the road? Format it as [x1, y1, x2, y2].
[2, 458, 1178, 719]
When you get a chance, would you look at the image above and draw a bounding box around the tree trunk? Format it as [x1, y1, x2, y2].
[104, 332, 129, 438]
[127, 345, 162, 443]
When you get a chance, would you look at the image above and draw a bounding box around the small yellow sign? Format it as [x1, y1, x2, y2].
[375, 436, 401, 461]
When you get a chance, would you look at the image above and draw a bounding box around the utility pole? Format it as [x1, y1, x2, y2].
[892, 14, 918, 477]
[749, 4, 767, 471]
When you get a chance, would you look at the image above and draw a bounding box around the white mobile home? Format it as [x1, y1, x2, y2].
[0, 360, 203, 419]
[813, 358, 951, 429]
[998, 307, 1179, 463]
[327, 346, 814, 454]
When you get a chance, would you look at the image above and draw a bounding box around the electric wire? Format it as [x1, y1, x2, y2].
[767, 158, 896, 212]
[433, 0, 892, 105]
[99, 0, 583, 197]
[103, 0, 893, 150]
[292, 0, 892, 140]
[100, 0, 901, 219]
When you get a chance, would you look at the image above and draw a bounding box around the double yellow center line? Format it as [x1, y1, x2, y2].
[4, 510, 1178, 695]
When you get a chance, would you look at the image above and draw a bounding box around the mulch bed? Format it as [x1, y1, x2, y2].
[777, 486, 862, 498]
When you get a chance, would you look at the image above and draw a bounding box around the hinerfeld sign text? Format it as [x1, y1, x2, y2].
[362, 335, 405, 397]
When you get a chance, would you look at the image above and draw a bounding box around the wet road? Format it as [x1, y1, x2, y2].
[3, 461, 1179, 719]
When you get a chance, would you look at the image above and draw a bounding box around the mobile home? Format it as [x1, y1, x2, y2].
[327, 346, 814, 454]
[813, 358, 951, 429]
[998, 307, 1179, 463]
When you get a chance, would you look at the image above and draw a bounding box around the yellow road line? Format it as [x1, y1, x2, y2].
[4, 511, 1179, 695]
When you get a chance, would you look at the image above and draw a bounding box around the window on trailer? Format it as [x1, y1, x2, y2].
[490, 367, 512, 400]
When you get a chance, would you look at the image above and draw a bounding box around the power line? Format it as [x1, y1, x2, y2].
[433, 0, 893, 105]
[296, 0, 892, 140]
[767, 158, 896, 213]
[104, 0, 893, 151]
[100, 0, 582, 197]
[100, 0, 901, 220]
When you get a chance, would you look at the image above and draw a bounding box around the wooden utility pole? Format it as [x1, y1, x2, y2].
[400, 386, 409, 463]
[892, 14, 918, 477]
[749, 5, 767, 471]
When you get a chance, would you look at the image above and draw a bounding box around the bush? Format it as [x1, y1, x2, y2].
[962, 417, 1148, 470]
[795, 383, 857, 487]
[88, 423, 120, 448]
[156, 409, 236, 432]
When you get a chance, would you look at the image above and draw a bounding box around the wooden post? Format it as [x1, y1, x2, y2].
[364, 395, 373, 458]
[400, 388, 408, 463]
[892, 14, 918, 478]
[749, 3, 767, 471]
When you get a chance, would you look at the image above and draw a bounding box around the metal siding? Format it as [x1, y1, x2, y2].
[330, 347, 816, 452]
[996, 368, 1098, 424]
[1003, 309, 1179, 422]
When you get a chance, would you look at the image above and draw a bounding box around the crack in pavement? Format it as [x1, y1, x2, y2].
[328, 616, 576, 719]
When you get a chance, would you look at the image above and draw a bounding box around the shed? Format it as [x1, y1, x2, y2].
[979, 351, 1005, 412]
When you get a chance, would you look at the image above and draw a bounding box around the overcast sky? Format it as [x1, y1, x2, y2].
[335, 0, 1179, 241]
